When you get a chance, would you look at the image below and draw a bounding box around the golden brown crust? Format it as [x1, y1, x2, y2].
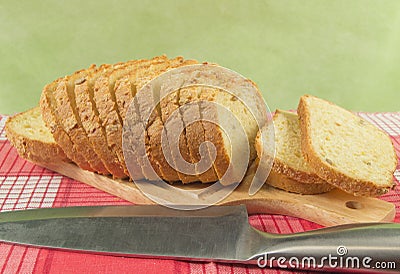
[115, 57, 171, 181]
[270, 160, 324, 184]
[74, 65, 127, 178]
[179, 85, 218, 183]
[266, 168, 335, 195]
[298, 94, 396, 197]
[114, 77, 144, 180]
[106, 56, 186, 181]
[198, 90, 231, 181]
[160, 89, 197, 182]
[40, 80, 92, 171]
[94, 74, 129, 177]
[53, 68, 109, 175]
[125, 56, 182, 181]
[144, 57, 192, 181]
[5, 108, 69, 164]
[135, 56, 202, 182]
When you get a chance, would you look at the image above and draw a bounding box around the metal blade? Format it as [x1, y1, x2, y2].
[0, 205, 262, 261]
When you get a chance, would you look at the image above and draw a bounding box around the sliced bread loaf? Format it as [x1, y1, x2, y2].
[5, 107, 68, 163]
[16, 57, 267, 185]
[255, 109, 334, 194]
[298, 95, 397, 197]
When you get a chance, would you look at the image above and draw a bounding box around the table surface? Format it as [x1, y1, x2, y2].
[0, 111, 399, 274]
[1, 1, 400, 114]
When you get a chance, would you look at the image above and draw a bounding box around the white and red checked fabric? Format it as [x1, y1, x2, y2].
[0, 112, 399, 274]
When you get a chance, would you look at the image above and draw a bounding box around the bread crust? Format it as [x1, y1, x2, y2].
[132, 57, 202, 182]
[74, 64, 127, 178]
[298, 94, 397, 197]
[199, 89, 231, 181]
[267, 168, 335, 195]
[106, 59, 160, 179]
[53, 68, 109, 175]
[180, 85, 218, 183]
[102, 56, 172, 180]
[5, 107, 69, 164]
[94, 67, 131, 177]
[40, 79, 92, 171]
[115, 76, 144, 180]
[160, 89, 196, 182]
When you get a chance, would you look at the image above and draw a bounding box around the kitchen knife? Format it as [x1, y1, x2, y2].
[0, 205, 399, 272]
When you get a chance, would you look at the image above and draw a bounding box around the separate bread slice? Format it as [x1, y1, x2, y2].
[255, 110, 334, 194]
[298, 95, 397, 197]
[5, 107, 69, 164]
[40, 78, 92, 170]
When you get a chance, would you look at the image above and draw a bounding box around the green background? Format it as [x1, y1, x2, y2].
[1, 0, 399, 115]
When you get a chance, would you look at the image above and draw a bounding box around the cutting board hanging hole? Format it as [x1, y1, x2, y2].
[345, 200, 363, 210]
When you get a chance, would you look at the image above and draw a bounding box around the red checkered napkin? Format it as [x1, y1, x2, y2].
[0, 112, 399, 274]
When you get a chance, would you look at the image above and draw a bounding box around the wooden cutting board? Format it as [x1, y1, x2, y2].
[37, 161, 395, 227]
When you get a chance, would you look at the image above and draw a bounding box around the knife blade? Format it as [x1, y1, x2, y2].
[0, 205, 399, 272]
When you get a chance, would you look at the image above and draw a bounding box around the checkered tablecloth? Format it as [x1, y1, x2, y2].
[0, 112, 399, 274]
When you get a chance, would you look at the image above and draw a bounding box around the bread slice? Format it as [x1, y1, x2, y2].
[40, 78, 92, 171]
[255, 110, 334, 194]
[115, 77, 144, 180]
[298, 95, 397, 197]
[117, 56, 192, 182]
[5, 107, 68, 163]
[199, 86, 261, 185]
[74, 64, 127, 178]
[53, 67, 109, 175]
[93, 62, 138, 178]
[166, 64, 267, 185]
[159, 88, 198, 183]
[179, 85, 218, 183]
[140, 57, 199, 182]
[102, 56, 173, 179]
[93, 56, 171, 180]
